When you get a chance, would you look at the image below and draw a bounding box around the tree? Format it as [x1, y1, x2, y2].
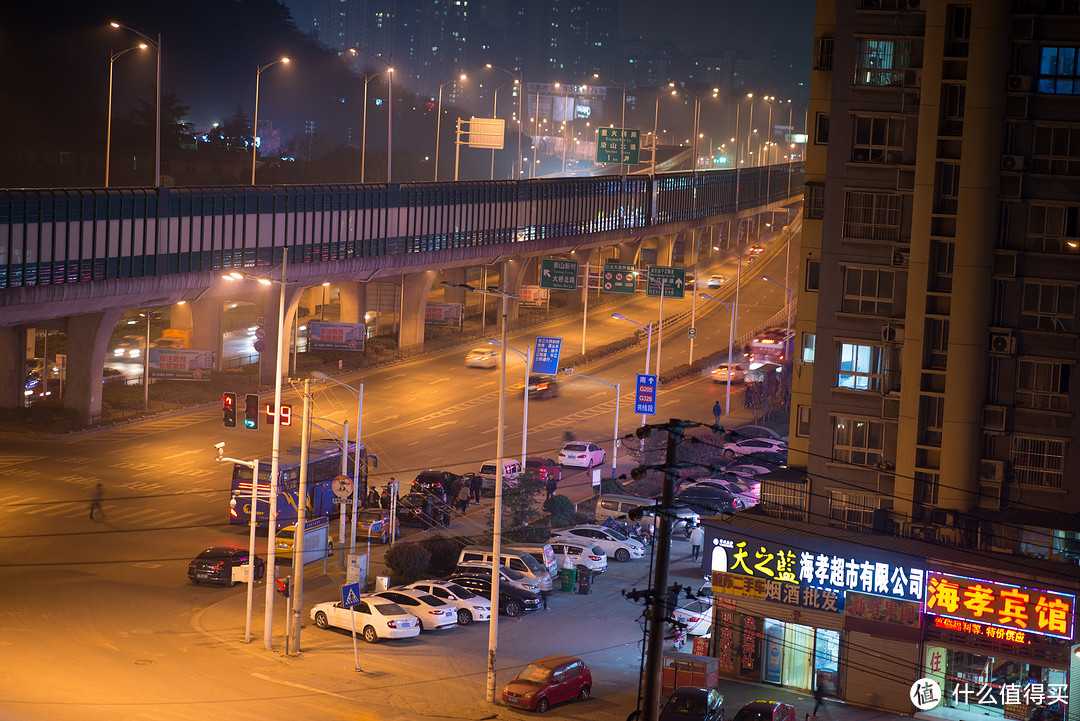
[218, 102, 251, 151]
[131, 91, 192, 148]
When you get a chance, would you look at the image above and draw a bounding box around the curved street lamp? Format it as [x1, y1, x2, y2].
[105, 42, 147, 187]
[434, 74, 466, 181]
[487, 338, 531, 469]
[486, 63, 524, 177]
[252, 57, 290, 185]
[762, 274, 793, 355]
[699, 293, 735, 420]
[612, 313, 654, 429]
[348, 48, 393, 182]
[110, 22, 160, 187]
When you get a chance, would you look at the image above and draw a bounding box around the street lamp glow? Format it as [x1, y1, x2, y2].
[110, 21, 161, 187]
[252, 57, 290, 185]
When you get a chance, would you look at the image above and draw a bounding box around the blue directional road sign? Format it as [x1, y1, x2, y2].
[341, 582, 362, 608]
[635, 374, 657, 415]
[532, 336, 563, 375]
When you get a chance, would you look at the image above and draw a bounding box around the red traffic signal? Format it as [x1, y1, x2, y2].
[276, 577, 290, 598]
[222, 392, 237, 428]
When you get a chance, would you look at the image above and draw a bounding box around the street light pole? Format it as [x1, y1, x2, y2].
[435, 74, 466, 181]
[252, 58, 290, 185]
[762, 275, 794, 355]
[700, 293, 735, 419]
[348, 48, 392, 183]
[488, 340, 530, 469]
[592, 73, 626, 174]
[109, 23, 160, 187]
[565, 370, 621, 475]
[612, 313, 653, 428]
[106, 43, 147, 187]
[311, 371, 364, 563]
[487, 63, 523, 178]
[715, 246, 743, 357]
[215, 450, 259, 643]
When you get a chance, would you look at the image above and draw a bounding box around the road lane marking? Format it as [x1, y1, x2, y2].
[250, 672, 353, 700]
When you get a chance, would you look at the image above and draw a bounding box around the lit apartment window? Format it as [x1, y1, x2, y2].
[852, 115, 904, 163]
[837, 343, 885, 391]
[801, 333, 816, 363]
[827, 491, 879, 531]
[1015, 359, 1071, 411]
[1038, 47, 1080, 95]
[841, 267, 893, 315]
[1027, 203, 1080, 253]
[853, 38, 911, 87]
[831, 416, 884, 466]
[1033, 125, 1080, 174]
[841, 191, 902, 241]
[1021, 281, 1076, 331]
[1010, 435, 1065, 489]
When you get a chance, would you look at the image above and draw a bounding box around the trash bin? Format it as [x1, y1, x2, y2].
[577, 569, 593, 595]
[559, 566, 578, 592]
[375, 574, 391, 591]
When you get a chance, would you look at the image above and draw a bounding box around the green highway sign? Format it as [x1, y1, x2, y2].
[646, 266, 686, 299]
[601, 262, 637, 294]
[539, 258, 579, 291]
[595, 127, 640, 165]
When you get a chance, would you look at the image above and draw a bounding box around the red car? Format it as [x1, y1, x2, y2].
[732, 699, 797, 721]
[525, 456, 562, 483]
[502, 654, 592, 712]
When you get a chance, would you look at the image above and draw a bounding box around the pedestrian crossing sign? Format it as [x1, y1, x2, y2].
[341, 582, 362, 608]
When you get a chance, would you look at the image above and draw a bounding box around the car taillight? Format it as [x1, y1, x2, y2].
[687, 616, 701, 623]
[387, 620, 398, 628]
[589, 555, 603, 561]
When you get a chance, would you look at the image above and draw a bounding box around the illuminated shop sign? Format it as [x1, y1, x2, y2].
[709, 533, 925, 602]
[924, 571, 1075, 641]
[931, 616, 1029, 644]
[712, 570, 843, 613]
[844, 591, 921, 628]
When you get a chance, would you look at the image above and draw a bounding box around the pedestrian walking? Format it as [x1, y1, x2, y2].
[421, 494, 435, 531]
[456, 483, 471, 514]
[364, 486, 380, 508]
[89, 483, 105, 520]
[812, 685, 826, 717]
[712, 400, 723, 425]
[545, 476, 558, 501]
[469, 472, 483, 505]
[540, 586, 551, 610]
[689, 523, 704, 561]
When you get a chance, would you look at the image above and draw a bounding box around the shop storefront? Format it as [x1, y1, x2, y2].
[702, 523, 926, 712]
[917, 570, 1076, 721]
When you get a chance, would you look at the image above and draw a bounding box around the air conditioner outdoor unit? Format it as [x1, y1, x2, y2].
[977, 482, 1005, 510]
[1007, 74, 1032, 92]
[881, 324, 904, 343]
[892, 249, 910, 267]
[989, 329, 1016, 356]
[904, 68, 922, 87]
[982, 405, 1007, 432]
[978, 459, 1005, 484]
[1001, 154, 1025, 171]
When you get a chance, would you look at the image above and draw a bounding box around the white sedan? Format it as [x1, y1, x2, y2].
[722, 436, 788, 459]
[550, 525, 645, 562]
[310, 596, 420, 643]
[672, 597, 713, 637]
[548, 541, 608, 574]
[558, 441, 606, 468]
[711, 363, 748, 383]
[374, 589, 458, 631]
[404, 580, 492, 625]
[466, 347, 498, 368]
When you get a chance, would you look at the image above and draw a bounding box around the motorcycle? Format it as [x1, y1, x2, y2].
[672, 624, 687, 653]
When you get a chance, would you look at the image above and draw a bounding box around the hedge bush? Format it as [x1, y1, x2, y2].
[420, 535, 465, 578]
[383, 542, 432, 586]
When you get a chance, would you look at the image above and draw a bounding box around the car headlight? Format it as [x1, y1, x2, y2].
[522, 691, 535, 699]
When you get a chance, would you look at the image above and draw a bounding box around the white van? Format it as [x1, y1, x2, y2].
[595, 494, 657, 524]
[458, 545, 553, 591]
[478, 458, 522, 489]
[503, 542, 559, 579]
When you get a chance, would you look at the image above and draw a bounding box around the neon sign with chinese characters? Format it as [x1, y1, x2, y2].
[709, 534, 925, 602]
[924, 571, 1075, 640]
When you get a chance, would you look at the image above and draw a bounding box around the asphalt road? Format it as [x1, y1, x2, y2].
[0, 230, 810, 721]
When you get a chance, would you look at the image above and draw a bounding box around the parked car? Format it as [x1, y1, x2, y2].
[466, 347, 498, 368]
[396, 492, 452, 527]
[454, 561, 541, 595]
[548, 541, 608, 574]
[448, 573, 542, 617]
[639, 504, 702, 534]
[187, 546, 265, 586]
[738, 450, 788, 468]
[522, 374, 559, 399]
[403, 580, 492, 625]
[661, 687, 725, 721]
[354, 508, 398, 544]
[310, 595, 420, 643]
[732, 699, 797, 721]
[372, 588, 457, 631]
[457, 545, 553, 591]
[502, 655, 592, 713]
[729, 424, 788, 442]
[550, 525, 646, 562]
[558, 441, 606, 468]
[722, 436, 787, 459]
[687, 476, 760, 507]
[674, 486, 744, 515]
[502, 542, 559, 579]
[672, 598, 714, 637]
[711, 362, 748, 383]
[524, 456, 562, 483]
[412, 470, 459, 500]
[706, 274, 728, 289]
[478, 458, 523, 489]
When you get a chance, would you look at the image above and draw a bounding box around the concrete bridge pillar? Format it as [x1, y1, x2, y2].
[682, 229, 704, 267]
[441, 268, 467, 306]
[339, 281, 366, 324]
[615, 240, 640, 265]
[654, 234, 677, 267]
[0, 326, 23, 408]
[398, 270, 440, 353]
[65, 309, 125, 420]
[504, 258, 529, 325]
[190, 298, 224, 371]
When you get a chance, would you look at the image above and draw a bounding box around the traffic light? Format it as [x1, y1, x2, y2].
[222, 392, 237, 428]
[276, 576, 290, 598]
[244, 394, 260, 430]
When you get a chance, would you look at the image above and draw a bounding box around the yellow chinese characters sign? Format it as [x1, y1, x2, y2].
[924, 571, 1075, 640]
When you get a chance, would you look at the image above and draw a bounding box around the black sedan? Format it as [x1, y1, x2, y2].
[661, 686, 725, 721]
[674, 486, 745, 516]
[188, 546, 266, 586]
[411, 470, 459, 500]
[524, 374, 559, 399]
[448, 573, 541, 617]
[396, 492, 452, 527]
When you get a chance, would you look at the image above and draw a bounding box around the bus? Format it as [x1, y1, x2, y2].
[228, 440, 365, 531]
[748, 328, 793, 366]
